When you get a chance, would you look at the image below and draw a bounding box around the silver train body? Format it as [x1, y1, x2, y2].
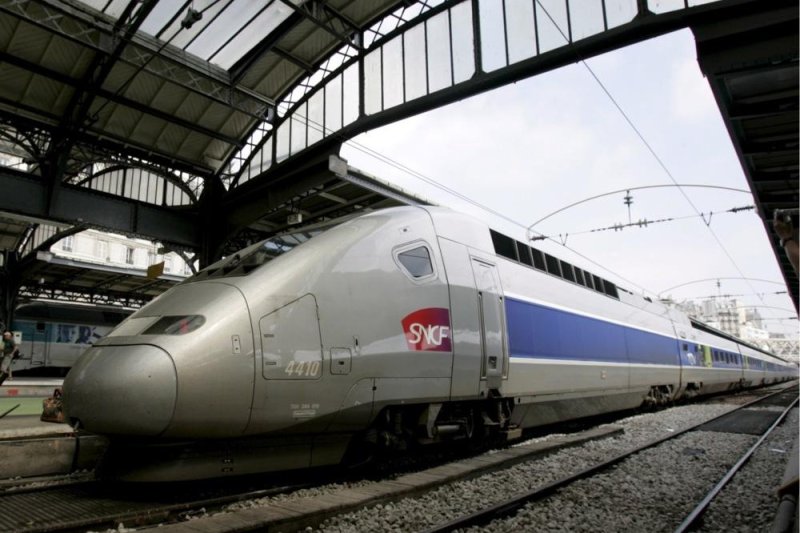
[62, 207, 797, 480]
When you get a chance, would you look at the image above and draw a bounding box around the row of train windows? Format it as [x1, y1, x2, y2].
[712, 349, 740, 365]
[685, 344, 743, 366]
[490, 230, 619, 299]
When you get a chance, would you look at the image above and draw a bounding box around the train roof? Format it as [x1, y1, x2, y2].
[15, 301, 132, 326]
[689, 318, 788, 363]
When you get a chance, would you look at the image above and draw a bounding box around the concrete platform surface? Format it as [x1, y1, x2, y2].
[0, 414, 73, 439]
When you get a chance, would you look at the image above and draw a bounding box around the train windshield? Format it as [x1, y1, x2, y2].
[184, 225, 332, 282]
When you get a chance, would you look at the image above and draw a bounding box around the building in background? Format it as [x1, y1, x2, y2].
[673, 297, 798, 363]
[52, 229, 194, 277]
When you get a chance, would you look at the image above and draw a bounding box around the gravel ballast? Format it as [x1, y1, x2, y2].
[312, 403, 749, 532]
[129, 387, 794, 533]
[304, 405, 798, 533]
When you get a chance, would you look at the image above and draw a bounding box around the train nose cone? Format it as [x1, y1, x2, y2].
[63, 344, 177, 436]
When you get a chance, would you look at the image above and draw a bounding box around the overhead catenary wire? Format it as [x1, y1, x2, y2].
[278, 11, 782, 311]
[289, 111, 659, 298]
[530, 205, 755, 243]
[686, 291, 787, 300]
[290, 102, 777, 309]
[531, 0, 767, 307]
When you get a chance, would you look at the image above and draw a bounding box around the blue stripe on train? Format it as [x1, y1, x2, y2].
[505, 297, 681, 366]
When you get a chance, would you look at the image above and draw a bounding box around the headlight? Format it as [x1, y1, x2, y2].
[142, 315, 205, 335]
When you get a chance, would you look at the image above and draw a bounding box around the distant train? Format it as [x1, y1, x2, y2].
[60, 206, 797, 481]
[11, 302, 130, 376]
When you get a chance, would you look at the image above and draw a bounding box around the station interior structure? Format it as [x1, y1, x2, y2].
[0, 0, 796, 327]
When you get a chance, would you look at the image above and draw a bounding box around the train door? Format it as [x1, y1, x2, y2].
[36, 321, 50, 369]
[12, 320, 48, 371]
[247, 294, 329, 438]
[470, 257, 507, 390]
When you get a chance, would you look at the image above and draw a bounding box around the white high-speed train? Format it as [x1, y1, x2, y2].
[61, 206, 797, 481]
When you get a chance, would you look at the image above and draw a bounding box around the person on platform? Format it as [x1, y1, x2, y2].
[773, 210, 799, 274]
[0, 330, 19, 385]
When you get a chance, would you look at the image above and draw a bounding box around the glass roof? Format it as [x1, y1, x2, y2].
[93, 0, 300, 70]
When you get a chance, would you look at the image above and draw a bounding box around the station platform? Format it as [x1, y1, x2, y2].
[0, 414, 73, 439]
[0, 377, 72, 441]
[0, 377, 63, 418]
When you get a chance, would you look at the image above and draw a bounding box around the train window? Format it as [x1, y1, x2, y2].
[516, 241, 533, 267]
[397, 246, 434, 279]
[143, 315, 205, 335]
[574, 268, 586, 286]
[185, 224, 335, 282]
[545, 254, 561, 276]
[602, 280, 619, 299]
[490, 230, 517, 261]
[560, 261, 576, 282]
[36, 322, 45, 332]
[530, 248, 545, 270]
[682, 343, 688, 351]
[592, 275, 604, 293]
[584, 273, 594, 290]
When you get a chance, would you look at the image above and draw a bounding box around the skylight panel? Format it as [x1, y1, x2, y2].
[80, 0, 110, 13]
[185, 1, 266, 62]
[158, 0, 232, 49]
[104, 0, 136, 18]
[209, 1, 295, 69]
[139, 0, 187, 38]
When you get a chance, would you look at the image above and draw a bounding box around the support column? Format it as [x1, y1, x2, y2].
[197, 176, 234, 269]
[0, 250, 22, 332]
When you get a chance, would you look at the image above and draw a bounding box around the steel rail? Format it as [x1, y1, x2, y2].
[419, 384, 799, 533]
[0, 478, 318, 533]
[673, 395, 800, 533]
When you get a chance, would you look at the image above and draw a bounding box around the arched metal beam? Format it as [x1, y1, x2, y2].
[75, 164, 199, 205]
[0, 166, 199, 249]
[19, 223, 88, 266]
[222, 0, 773, 189]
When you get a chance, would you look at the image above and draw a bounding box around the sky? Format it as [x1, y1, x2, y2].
[341, 28, 798, 338]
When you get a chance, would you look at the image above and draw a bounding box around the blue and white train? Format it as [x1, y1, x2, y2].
[60, 206, 797, 481]
[10, 302, 129, 376]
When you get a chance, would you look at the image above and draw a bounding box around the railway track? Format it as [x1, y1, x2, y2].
[0, 424, 623, 533]
[0, 383, 795, 533]
[420, 385, 798, 533]
[0, 475, 322, 533]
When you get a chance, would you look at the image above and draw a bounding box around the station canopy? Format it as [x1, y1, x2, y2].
[0, 0, 419, 187]
[0, 0, 796, 310]
[0, 0, 432, 306]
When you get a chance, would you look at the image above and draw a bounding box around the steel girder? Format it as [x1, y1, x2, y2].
[223, 0, 771, 189]
[0, 166, 198, 248]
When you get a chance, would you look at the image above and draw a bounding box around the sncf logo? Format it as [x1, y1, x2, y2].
[401, 308, 452, 352]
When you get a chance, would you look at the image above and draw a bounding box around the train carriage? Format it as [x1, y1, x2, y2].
[60, 206, 797, 481]
[11, 302, 130, 376]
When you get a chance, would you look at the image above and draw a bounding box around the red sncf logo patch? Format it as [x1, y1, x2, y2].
[401, 307, 451, 352]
